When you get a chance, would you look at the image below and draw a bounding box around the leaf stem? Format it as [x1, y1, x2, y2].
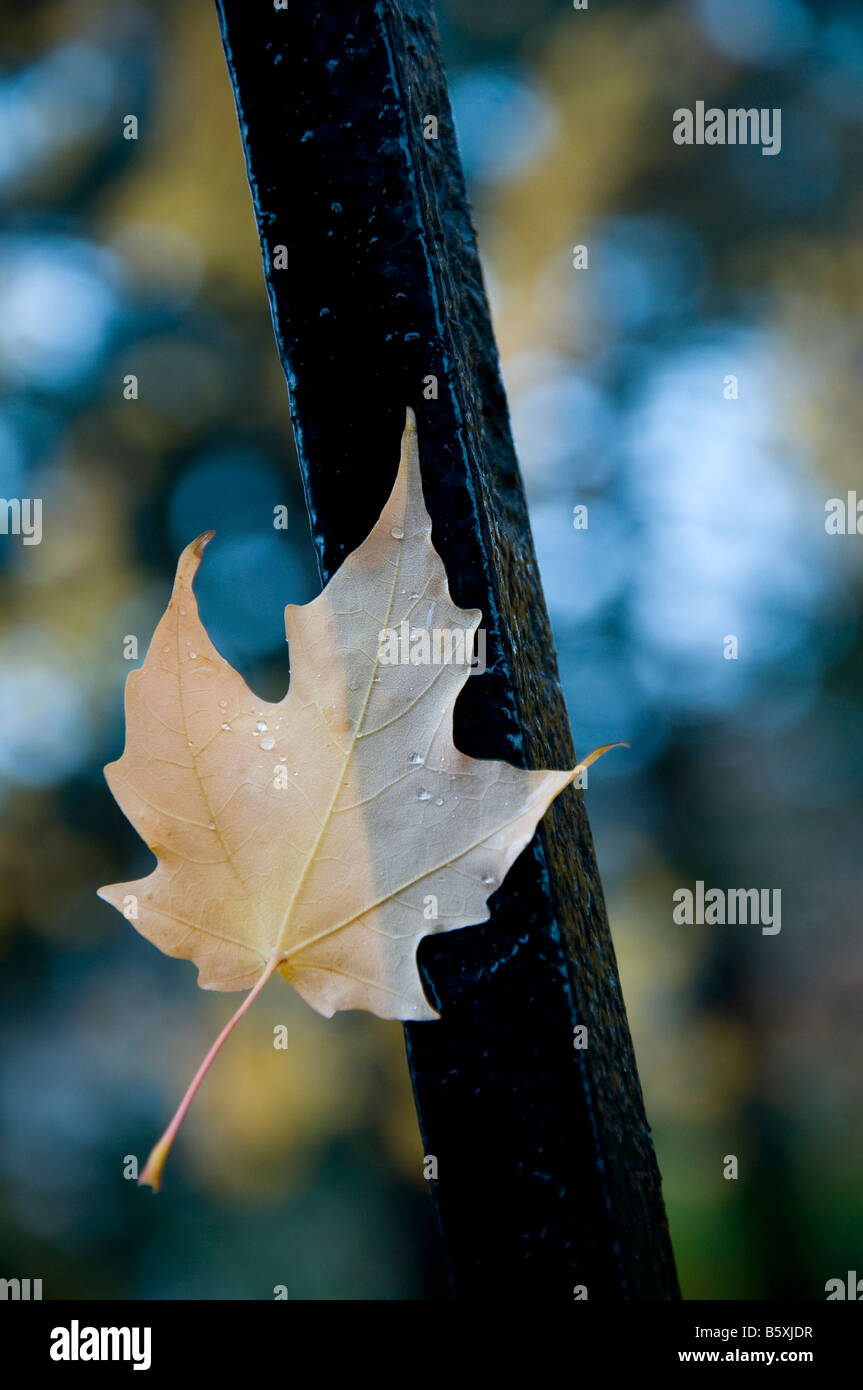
[139, 953, 282, 1192]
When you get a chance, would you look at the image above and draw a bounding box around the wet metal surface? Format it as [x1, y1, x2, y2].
[215, 0, 678, 1299]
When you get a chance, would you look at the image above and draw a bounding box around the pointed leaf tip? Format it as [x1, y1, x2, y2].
[174, 531, 215, 588]
[572, 741, 629, 778]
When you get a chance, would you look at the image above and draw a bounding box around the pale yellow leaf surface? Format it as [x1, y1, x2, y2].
[99, 412, 606, 1022]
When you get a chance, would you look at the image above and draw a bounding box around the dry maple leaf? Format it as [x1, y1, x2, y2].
[99, 409, 621, 1188]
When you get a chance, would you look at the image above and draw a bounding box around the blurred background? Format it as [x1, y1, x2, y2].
[0, 0, 861, 1299]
